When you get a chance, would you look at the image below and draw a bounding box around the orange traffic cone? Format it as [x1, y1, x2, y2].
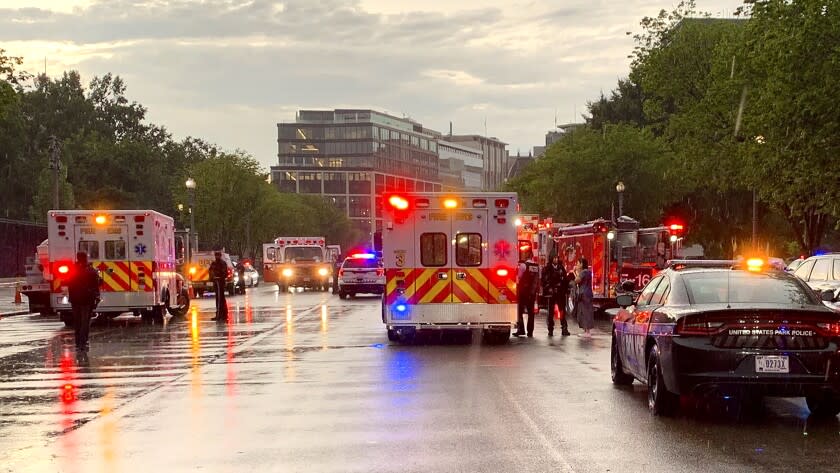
[188, 285, 195, 299]
[14, 281, 23, 304]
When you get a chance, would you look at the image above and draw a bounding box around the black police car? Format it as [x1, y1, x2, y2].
[611, 259, 840, 417]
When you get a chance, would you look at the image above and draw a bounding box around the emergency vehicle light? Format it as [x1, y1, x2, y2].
[496, 268, 509, 277]
[55, 215, 67, 223]
[443, 198, 458, 209]
[494, 199, 510, 208]
[746, 258, 765, 272]
[669, 224, 684, 232]
[94, 215, 107, 225]
[57, 264, 70, 274]
[415, 198, 430, 208]
[514, 218, 523, 227]
[388, 195, 409, 210]
[351, 253, 376, 259]
[472, 199, 487, 208]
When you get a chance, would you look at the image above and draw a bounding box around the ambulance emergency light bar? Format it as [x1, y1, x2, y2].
[386, 194, 507, 211]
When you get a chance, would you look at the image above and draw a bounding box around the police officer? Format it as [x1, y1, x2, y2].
[209, 250, 229, 322]
[541, 255, 574, 336]
[515, 252, 540, 337]
[68, 251, 101, 354]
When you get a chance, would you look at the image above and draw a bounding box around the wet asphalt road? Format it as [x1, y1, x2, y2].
[1, 286, 839, 473]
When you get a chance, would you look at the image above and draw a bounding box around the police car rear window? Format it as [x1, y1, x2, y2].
[682, 272, 818, 305]
[420, 233, 447, 267]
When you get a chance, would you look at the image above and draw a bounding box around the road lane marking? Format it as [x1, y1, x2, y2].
[496, 374, 576, 473]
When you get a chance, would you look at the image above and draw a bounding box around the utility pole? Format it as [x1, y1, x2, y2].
[48, 136, 61, 209]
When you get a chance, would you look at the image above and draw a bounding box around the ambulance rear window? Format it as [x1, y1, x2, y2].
[105, 240, 126, 260]
[420, 233, 447, 267]
[455, 233, 482, 267]
[78, 241, 99, 259]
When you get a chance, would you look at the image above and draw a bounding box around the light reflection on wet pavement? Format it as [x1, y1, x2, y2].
[0, 286, 839, 472]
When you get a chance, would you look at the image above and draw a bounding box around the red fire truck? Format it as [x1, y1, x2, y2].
[547, 216, 681, 310]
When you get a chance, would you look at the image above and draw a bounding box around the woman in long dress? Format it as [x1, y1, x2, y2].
[574, 258, 595, 337]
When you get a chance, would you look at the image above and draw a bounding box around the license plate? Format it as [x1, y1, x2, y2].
[755, 355, 789, 373]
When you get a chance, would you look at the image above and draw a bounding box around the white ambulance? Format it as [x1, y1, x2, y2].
[381, 192, 520, 343]
[261, 237, 332, 291]
[47, 210, 179, 326]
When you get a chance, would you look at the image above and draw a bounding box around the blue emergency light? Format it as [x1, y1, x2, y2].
[352, 253, 376, 259]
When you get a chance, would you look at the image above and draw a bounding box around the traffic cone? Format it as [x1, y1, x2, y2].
[188, 285, 195, 299]
[14, 281, 23, 304]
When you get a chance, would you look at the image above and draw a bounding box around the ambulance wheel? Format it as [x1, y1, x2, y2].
[339, 291, 348, 300]
[483, 329, 510, 345]
[387, 329, 398, 342]
[151, 306, 165, 324]
[60, 312, 73, 328]
[140, 309, 153, 324]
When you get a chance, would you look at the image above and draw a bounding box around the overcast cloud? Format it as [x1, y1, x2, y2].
[1, 0, 743, 169]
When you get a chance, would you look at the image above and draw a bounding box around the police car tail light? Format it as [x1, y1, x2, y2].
[816, 322, 840, 337]
[675, 317, 724, 336]
[376, 268, 384, 277]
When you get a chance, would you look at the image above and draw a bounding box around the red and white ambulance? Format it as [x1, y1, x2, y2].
[47, 210, 179, 326]
[381, 192, 520, 343]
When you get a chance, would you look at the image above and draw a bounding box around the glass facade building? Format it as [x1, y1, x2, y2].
[271, 110, 442, 241]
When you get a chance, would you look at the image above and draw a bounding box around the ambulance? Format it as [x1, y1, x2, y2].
[186, 249, 235, 298]
[261, 237, 332, 291]
[381, 192, 521, 343]
[47, 210, 179, 326]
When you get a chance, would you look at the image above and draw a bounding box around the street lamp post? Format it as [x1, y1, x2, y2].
[616, 181, 625, 218]
[752, 135, 765, 247]
[186, 177, 196, 262]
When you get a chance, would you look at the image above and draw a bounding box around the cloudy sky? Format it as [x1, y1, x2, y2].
[1, 0, 742, 169]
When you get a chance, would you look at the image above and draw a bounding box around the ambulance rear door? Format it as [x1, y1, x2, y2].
[414, 206, 452, 304]
[450, 205, 488, 304]
[76, 216, 134, 307]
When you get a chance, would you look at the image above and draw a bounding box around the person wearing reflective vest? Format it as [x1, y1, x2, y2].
[515, 254, 540, 337]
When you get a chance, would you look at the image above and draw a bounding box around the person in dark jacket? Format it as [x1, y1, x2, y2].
[541, 255, 574, 336]
[515, 253, 540, 337]
[209, 251, 229, 322]
[68, 251, 101, 353]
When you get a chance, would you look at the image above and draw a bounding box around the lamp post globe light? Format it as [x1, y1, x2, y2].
[186, 178, 196, 261]
[616, 181, 625, 218]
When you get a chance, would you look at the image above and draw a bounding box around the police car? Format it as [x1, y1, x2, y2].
[337, 253, 385, 299]
[611, 258, 840, 417]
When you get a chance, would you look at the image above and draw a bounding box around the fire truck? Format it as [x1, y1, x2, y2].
[47, 210, 180, 326]
[517, 213, 542, 264]
[381, 192, 520, 343]
[547, 216, 680, 311]
[261, 237, 332, 291]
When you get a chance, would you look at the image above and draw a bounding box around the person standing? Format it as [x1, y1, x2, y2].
[574, 257, 595, 337]
[542, 255, 574, 336]
[515, 253, 540, 337]
[68, 251, 101, 354]
[209, 251, 229, 322]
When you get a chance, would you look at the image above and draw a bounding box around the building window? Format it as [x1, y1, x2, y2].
[349, 196, 371, 217]
[325, 195, 346, 212]
[348, 172, 372, 194]
[420, 233, 447, 267]
[323, 172, 346, 194]
[298, 172, 322, 193]
[275, 171, 297, 192]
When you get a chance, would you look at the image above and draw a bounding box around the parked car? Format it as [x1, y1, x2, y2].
[611, 258, 840, 417]
[337, 253, 384, 299]
[233, 259, 260, 293]
[792, 254, 840, 300]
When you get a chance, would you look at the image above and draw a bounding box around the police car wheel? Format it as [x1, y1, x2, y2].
[647, 345, 679, 416]
[387, 329, 398, 341]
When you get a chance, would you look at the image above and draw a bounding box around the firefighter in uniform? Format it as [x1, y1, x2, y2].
[209, 251, 229, 321]
[515, 253, 540, 337]
[68, 251, 101, 354]
[541, 255, 574, 337]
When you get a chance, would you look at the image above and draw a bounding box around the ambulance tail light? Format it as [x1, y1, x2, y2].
[496, 268, 509, 278]
[57, 264, 71, 275]
[55, 215, 68, 223]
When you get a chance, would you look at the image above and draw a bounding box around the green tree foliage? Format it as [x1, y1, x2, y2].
[509, 125, 671, 225]
[735, 0, 840, 253]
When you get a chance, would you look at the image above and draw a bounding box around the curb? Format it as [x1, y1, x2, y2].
[0, 310, 31, 317]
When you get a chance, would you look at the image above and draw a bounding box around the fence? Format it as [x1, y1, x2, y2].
[0, 218, 47, 277]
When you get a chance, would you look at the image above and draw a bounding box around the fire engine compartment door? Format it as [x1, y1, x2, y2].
[414, 209, 453, 303]
[451, 209, 488, 303]
[76, 223, 135, 293]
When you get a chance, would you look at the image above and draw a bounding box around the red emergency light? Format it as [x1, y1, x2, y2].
[388, 195, 409, 210]
[669, 224, 684, 232]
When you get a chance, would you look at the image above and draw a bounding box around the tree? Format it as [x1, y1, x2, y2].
[734, 0, 840, 254]
[585, 78, 646, 130]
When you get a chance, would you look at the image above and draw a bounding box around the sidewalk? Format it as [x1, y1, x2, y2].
[0, 285, 31, 317]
